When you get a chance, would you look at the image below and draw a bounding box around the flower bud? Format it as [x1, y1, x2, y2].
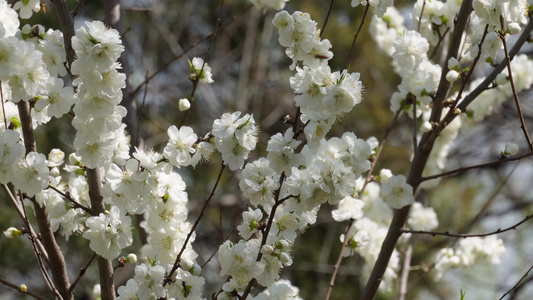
[179, 98, 191, 112]
[261, 245, 274, 254]
[379, 169, 393, 183]
[447, 57, 459, 70]
[68, 153, 82, 166]
[126, 253, 137, 263]
[446, 70, 459, 82]
[279, 252, 292, 264]
[503, 142, 519, 156]
[509, 23, 521, 35]
[4, 227, 21, 238]
[20, 284, 27, 292]
[496, 73, 507, 85]
[48, 149, 65, 167]
[180, 258, 194, 271]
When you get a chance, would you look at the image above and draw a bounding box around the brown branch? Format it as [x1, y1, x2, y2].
[401, 214, 533, 238]
[2, 184, 48, 261]
[325, 219, 355, 300]
[499, 264, 533, 300]
[416, 0, 426, 33]
[71, 0, 85, 17]
[320, 0, 335, 38]
[499, 17, 533, 152]
[68, 252, 97, 294]
[419, 152, 533, 182]
[18, 101, 72, 300]
[360, 1, 475, 299]
[86, 168, 115, 300]
[444, 17, 533, 130]
[165, 163, 226, 284]
[50, 0, 76, 68]
[0, 80, 7, 128]
[399, 242, 414, 300]
[0, 277, 48, 300]
[48, 185, 95, 215]
[342, 5, 370, 71]
[21, 193, 63, 300]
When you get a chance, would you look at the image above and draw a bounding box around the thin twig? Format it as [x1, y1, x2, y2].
[48, 185, 95, 215]
[320, 0, 335, 38]
[2, 184, 49, 260]
[240, 172, 288, 298]
[131, 5, 253, 98]
[413, 93, 418, 153]
[499, 264, 533, 300]
[68, 253, 97, 294]
[0, 277, 48, 300]
[419, 152, 533, 182]
[326, 107, 403, 298]
[342, 5, 370, 71]
[178, 0, 225, 129]
[325, 220, 354, 300]
[401, 214, 533, 238]
[0, 80, 7, 128]
[21, 194, 63, 300]
[399, 242, 414, 300]
[71, 0, 85, 17]
[417, 0, 426, 33]
[165, 163, 226, 284]
[500, 17, 533, 152]
[135, 70, 149, 148]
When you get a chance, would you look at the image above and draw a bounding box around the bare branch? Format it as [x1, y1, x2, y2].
[69, 253, 97, 294]
[165, 164, 226, 284]
[342, 5, 370, 71]
[499, 16, 533, 152]
[401, 214, 533, 238]
[419, 152, 533, 182]
[320, 0, 335, 38]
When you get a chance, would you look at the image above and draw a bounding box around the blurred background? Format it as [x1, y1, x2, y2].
[2, 0, 533, 299]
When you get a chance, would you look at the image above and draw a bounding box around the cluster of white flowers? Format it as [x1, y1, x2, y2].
[82, 206, 132, 259]
[189, 57, 214, 84]
[411, 0, 461, 46]
[351, 0, 395, 18]
[212, 111, 259, 170]
[272, 11, 333, 70]
[249, 0, 289, 11]
[434, 236, 505, 280]
[71, 21, 128, 168]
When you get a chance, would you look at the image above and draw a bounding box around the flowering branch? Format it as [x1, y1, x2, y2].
[361, 1, 474, 299]
[17, 100, 72, 300]
[178, 0, 225, 129]
[327, 107, 403, 299]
